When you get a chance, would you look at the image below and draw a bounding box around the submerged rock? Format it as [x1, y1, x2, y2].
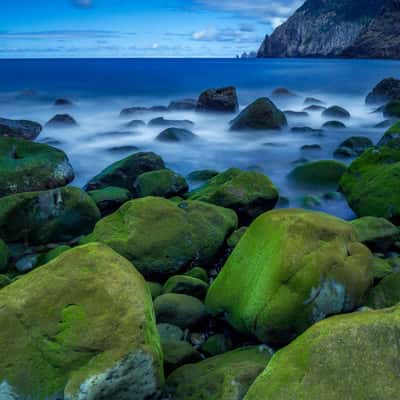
[230, 98, 287, 131]
[162, 275, 209, 299]
[0, 186, 101, 245]
[148, 117, 194, 129]
[0, 137, 74, 197]
[0, 117, 42, 140]
[366, 77, 400, 104]
[206, 209, 373, 347]
[0, 243, 163, 400]
[196, 86, 239, 113]
[123, 119, 146, 128]
[155, 127, 197, 142]
[284, 110, 309, 118]
[322, 106, 351, 120]
[291, 126, 324, 134]
[82, 197, 237, 278]
[45, 114, 78, 127]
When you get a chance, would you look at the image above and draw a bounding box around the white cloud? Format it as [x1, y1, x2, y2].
[192, 27, 262, 43]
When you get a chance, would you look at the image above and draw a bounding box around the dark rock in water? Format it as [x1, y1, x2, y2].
[156, 128, 197, 142]
[133, 169, 189, 198]
[148, 117, 194, 129]
[284, 110, 309, 118]
[334, 136, 373, 158]
[87, 186, 132, 216]
[371, 104, 385, 114]
[0, 137, 74, 197]
[301, 144, 322, 151]
[271, 87, 297, 98]
[374, 119, 395, 128]
[120, 106, 149, 117]
[106, 145, 140, 153]
[304, 97, 325, 105]
[262, 142, 286, 147]
[196, 86, 239, 113]
[123, 119, 146, 128]
[85, 151, 165, 192]
[0, 186, 100, 245]
[54, 98, 74, 107]
[303, 104, 327, 112]
[291, 126, 324, 135]
[45, 114, 78, 127]
[168, 98, 197, 111]
[150, 105, 168, 112]
[322, 106, 351, 119]
[334, 146, 356, 158]
[322, 120, 347, 129]
[187, 169, 219, 182]
[226, 226, 248, 248]
[15, 254, 39, 273]
[366, 77, 400, 104]
[0, 117, 42, 140]
[377, 121, 400, 148]
[94, 130, 136, 138]
[230, 97, 287, 131]
[39, 137, 64, 146]
[383, 100, 400, 118]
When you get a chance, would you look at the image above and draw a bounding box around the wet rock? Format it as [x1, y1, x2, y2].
[304, 97, 325, 105]
[301, 144, 322, 151]
[196, 86, 239, 113]
[334, 136, 373, 158]
[148, 117, 194, 129]
[291, 126, 324, 135]
[303, 104, 327, 112]
[322, 120, 346, 129]
[156, 127, 197, 142]
[119, 106, 150, 117]
[45, 114, 78, 127]
[322, 106, 351, 120]
[168, 99, 197, 111]
[53, 98, 74, 107]
[0, 117, 42, 141]
[301, 194, 323, 208]
[123, 119, 146, 128]
[187, 169, 219, 183]
[383, 99, 400, 118]
[163, 275, 209, 299]
[271, 87, 297, 98]
[366, 77, 400, 104]
[87, 186, 132, 216]
[184, 267, 208, 283]
[373, 119, 395, 129]
[377, 121, 400, 148]
[0, 239, 9, 273]
[226, 227, 247, 248]
[106, 145, 140, 153]
[162, 340, 202, 375]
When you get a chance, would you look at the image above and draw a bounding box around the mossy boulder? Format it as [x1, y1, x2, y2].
[133, 169, 188, 198]
[163, 275, 209, 299]
[0, 239, 9, 272]
[372, 256, 393, 280]
[154, 293, 206, 329]
[165, 346, 273, 400]
[37, 245, 71, 267]
[84, 152, 165, 192]
[155, 128, 197, 142]
[301, 194, 323, 208]
[82, 197, 237, 278]
[148, 281, 163, 300]
[244, 306, 400, 400]
[351, 216, 399, 252]
[184, 267, 208, 283]
[288, 160, 347, 190]
[383, 100, 400, 118]
[87, 186, 132, 216]
[322, 105, 351, 119]
[0, 137, 74, 197]
[322, 120, 346, 129]
[334, 136, 373, 158]
[187, 169, 219, 183]
[201, 334, 233, 356]
[0, 187, 101, 245]
[157, 323, 184, 343]
[230, 98, 287, 131]
[162, 340, 202, 375]
[0, 274, 11, 289]
[365, 272, 400, 309]
[188, 168, 279, 224]
[0, 117, 42, 140]
[0, 243, 163, 400]
[340, 147, 400, 224]
[377, 120, 400, 148]
[206, 209, 373, 347]
[227, 227, 248, 248]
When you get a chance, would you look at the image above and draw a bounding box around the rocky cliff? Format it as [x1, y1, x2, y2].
[257, 0, 400, 59]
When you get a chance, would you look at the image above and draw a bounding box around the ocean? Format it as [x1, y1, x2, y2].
[1, 57, 399, 219]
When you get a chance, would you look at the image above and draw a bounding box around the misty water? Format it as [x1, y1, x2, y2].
[1, 58, 399, 220]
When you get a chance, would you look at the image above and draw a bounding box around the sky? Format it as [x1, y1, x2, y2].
[0, 0, 303, 58]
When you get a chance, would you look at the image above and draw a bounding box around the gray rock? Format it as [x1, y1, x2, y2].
[196, 86, 239, 113]
[0, 117, 42, 140]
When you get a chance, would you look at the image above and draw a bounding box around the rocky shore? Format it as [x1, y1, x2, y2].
[1, 79, 400, 399]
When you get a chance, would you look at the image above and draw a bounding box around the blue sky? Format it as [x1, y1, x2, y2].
[0, 0, 302, 58]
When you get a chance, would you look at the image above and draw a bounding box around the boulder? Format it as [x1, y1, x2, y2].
[244, 306, 400, 400]
[340, 146, 400, 224]
[322, 106, 351, 119]
[188, 168, 279, 224]
[0, 137, 74, 197]
[84, 152, 165, 192]
[366, 77, 400, 104]
[123, 119, 146, 128]
[45, 114, 78, 127]
[168, 99, 197, 111]
[133, 169, 188, 198]
[322, 120, 346, 129]
[184, 267, 208, 283]
[162, 340, 202, 375]
[162, 275, 209, 299]
[165, 347, 273, 400]
[226, 227, 247, 248]
[373, 119, 394, 129]
[230, 98, 287, 131]
[37, 245, 71, 267]
[155, 128, 197, 142]
[377, 121, 400, 148]
[200, 333, 233, 356]
[0, 187, 101, 245]
[372, 256, 393, 280]
[87, 186, 132, 216]
[0, 243, 163, 400]
[304, 97, 325, 105]
[301, 144, 321, 151]
[0, 117, 42, 140]
[0, 239, 9, 272]
[288, 160, 347, 190]
[154, 293, 206, 329]
[187, 169, 219, 182]
[206, 209, 373, 347]
[157, 323, 184, 343]
[54, 98, 74, 107]
[271, 87, 297, 98]
[365, 272, 400, 309]
[196, 86, 238, 113]
[106, 145, 140, 154]
[383, 100, 400, 118]
[82, 197, 237, 278]
[334, 136, 373, 158]
[148, 117, 194, 129]
[0, 274, 11, 289]
[303, 105, 326, 112]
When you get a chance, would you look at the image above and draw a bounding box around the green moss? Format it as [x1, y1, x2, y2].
[162, 340, 202, 375]
[0, 274, 11, 289]
[383, 100, 400, 118]
[147, 281, 163, 299]
[184, 267, 208, 283]
[371, 257, 393, 280]
[87, 186, 132, 216]
[37, 245, 71, 267]
[201, 334, 233, 356]
[227, 227, 247, 248]
[0, 238, 9, 272]
[206, 209, 373, 347]
[365, 272, 400, 309]
[377, 121, 400, 148]
[163, 275, 209, 299]
[187, 169, 219, 182]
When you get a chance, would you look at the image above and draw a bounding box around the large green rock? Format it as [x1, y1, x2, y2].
[0, 243, 163, 400]
[230, 98, 287, 131]
[0, 239, 9, 272]
[377, 120, 400, 148]
[0, 137, 74, 197]
[163, 275, 209, 299]
[365, 272, 400, 309]
[0, 187, 101, 245]
[383, 99, 400, 118]
[206, 209, 373, 347]
[84, 152, 165, 192]
[87, 186, 132, 216]
[165, 346, 273, 400]
[288, 160, 347, 189]
[340, 146, 400, 223]
[244, 307, 400, 400]
[188, 168, 279, 224]
[83, 197, 237, 278]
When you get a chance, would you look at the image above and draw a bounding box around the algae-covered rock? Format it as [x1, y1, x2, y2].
[227, 227, 247, 248]
[154, 293, 206, 329]
[157, 323, 184, 343]
[372, 256, 393, 280]
[0, 117, 42, 140]
[85, 152, 165, 192]
[188, 168, 279, 224]
[0, 187, 101, 245]
[133, 169, 188, 198]
[37, 245, 71, 267]
[0, 243, 163, 400]
[288, 160, 347, 190]
[83, 197, 237, 278]
[230, 98, 287, 131]
[206, 209, 373, 347]
[162, 340, 202, 375]
[334, 136, 373, 158]
[201, 334, 233, 356]
[187, 169, 219, 183]
[148, 281, 163, 300]
[0, 137, 74, 197]
[165, 346, 273, 400]
[184, 267, 208, 283]
[383, 100, 400, 118]
[163, 275, 209, 299]
[0, 239, 9, 272]
[0, 274, 11, 289]
[155, 128, 197, 142]
[244, 307, 400, 400]
[365, 272, 400, 309]
[340, 147, 400, 224]
[377, 120, 400, 148]
[87, 186, 132, 216]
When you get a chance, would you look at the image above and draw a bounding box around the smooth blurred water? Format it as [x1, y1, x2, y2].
[0, 58, 399, 220]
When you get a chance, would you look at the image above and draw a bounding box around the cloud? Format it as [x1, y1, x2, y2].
[192, 27, 262, 43]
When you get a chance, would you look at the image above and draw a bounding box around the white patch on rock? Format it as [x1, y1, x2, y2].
[53, 160, 74, 182]
[0, 381, 20, 400]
